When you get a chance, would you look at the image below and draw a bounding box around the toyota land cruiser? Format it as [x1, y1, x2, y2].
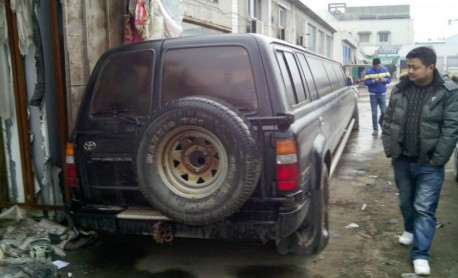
[65, 33, 359, 254]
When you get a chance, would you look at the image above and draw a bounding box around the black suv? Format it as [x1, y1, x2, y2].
[65, 33, 359, 254]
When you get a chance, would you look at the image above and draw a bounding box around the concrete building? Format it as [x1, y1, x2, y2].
[326, 3, 414, 79]
[398, 43, 458, 74]
[328, 4, 414, 50]
[180, 0, 338, 59]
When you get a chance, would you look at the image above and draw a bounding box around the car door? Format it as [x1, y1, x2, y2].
[74, 49, 155, 205]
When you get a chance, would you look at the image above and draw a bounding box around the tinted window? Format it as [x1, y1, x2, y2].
[296, 53, 318, 99]
[162, 46, 257, 109]
[323, 62, 339, 91]
[276, 51, 298, 105]
[284, 52, 307, 103]
[333, 64, 346, 88]
[306, 57, 332, 98]
[90, 51, 153, 117]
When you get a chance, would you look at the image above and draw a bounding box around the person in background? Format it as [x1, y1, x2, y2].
[364, 58, 392, 135]
[382, 46, 458, 276]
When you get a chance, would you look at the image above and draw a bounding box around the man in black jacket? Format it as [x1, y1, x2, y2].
[382, 47, 458, 276]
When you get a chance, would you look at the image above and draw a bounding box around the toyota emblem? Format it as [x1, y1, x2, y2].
[83, 141, 96, 151]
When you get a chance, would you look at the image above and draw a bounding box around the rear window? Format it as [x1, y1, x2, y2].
[90, 51, 154, 117]
[162, 46, 258, 110]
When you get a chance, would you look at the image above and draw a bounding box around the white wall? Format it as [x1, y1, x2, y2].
[337, 19, 414, 46]
[183, 0, 232, 29]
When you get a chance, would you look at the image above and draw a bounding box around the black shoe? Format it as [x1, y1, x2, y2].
[372, 130, 378, 135]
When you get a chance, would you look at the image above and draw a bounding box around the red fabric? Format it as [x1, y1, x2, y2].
[134, 0, 148, 36]
[123, 0, 145, 44]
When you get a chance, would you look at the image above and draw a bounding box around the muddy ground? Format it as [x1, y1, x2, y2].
[301, 88, 458, 278]
[58, 87, 458, 278]
[311, 134, 458, 277]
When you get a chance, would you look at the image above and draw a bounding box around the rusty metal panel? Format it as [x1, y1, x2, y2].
[62, 0, 87, 132]
[84, 0, 108, 73]
[62, 0, 125, 132]
[107, 0, 125, 48]
[62, 0, 87, 85]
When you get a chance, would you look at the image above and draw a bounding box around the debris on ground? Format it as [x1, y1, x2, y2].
[358, 231, 373, 239]
[401, 273, 419, 278]
[387, 218, 399, 225]
[345, 223, 359, 229]
[0, 205, 76, 277]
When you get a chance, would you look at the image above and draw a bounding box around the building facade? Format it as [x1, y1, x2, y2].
[327, 3, 414, 78]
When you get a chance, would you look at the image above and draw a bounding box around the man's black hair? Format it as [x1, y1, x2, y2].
[406, 47, 437, 67]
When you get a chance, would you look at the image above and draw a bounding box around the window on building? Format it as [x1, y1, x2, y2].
[325, 35, 332, 58]
[317, 31, 325, 55]
[358, 32, 370, 43]
[343, 44, 351, 65]
[307, 24, 316, 52]
[379, 32, 390, 43]
[278, 6, 286, 28]
[248, 0, 261, 19]
[296, 19, 305, 46]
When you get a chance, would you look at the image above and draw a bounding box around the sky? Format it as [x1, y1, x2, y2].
[305, 0, 458, 42]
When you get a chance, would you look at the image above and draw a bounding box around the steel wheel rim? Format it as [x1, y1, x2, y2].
[157, 126, 228, 199]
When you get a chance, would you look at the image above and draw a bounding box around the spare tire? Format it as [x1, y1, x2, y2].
[136, 96, 262, 225]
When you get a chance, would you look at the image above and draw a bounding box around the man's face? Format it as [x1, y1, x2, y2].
[407, 58, 434, 85]
[374, 63, 381, 70]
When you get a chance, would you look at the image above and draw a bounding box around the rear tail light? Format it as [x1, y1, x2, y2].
[66, 142, 77, 187]
[276, 139, 299, 191]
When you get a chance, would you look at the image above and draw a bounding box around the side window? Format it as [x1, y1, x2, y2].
[284, 52, 307, 103]
[276, 51, 298, 105]
[333, 64, 346, 88]
[306, 57, 332, 98]
[296, 53, 318, 99]
[323, 62, 339, 91]
[90, 51, 154, 117]
[162, 46, 257, 109]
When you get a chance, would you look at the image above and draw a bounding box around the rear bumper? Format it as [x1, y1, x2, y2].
[65, 198, 310, 241]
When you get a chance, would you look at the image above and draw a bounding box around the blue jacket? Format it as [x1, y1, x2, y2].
[364, 65, 391, 95]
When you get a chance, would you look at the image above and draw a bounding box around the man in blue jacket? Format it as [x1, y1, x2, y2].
[364, 58, 391, 135]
